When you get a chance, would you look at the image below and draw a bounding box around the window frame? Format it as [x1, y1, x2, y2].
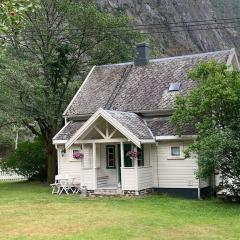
[171, 146, 180, 156]
[137, 145, 144, 167]
[167, 144, 185, 160]
[72, 149, 82, 161]
[106, 145, 116, 169]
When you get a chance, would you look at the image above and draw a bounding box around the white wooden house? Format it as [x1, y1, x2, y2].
[53, 43, 239, 198]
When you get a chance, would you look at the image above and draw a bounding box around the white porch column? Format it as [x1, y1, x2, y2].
[133, 145, 139, 193]
[120, 142, 124, 189]
[92, 142, 97, 189]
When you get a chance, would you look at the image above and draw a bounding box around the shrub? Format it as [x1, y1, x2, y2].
[0, 138, 47, 181]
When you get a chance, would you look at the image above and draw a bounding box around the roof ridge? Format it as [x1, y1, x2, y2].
[95, 49, 231, 69]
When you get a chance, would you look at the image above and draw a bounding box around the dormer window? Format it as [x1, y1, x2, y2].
[169, 82, 181, 92]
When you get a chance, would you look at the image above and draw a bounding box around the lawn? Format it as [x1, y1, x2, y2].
[0, 181, 240, 240]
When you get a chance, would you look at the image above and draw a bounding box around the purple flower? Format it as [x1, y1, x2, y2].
[126, 150, 138, 159]
[73, 151, 84, 159]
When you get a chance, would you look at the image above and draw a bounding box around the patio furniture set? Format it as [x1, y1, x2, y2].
[50, 175, 81, 195]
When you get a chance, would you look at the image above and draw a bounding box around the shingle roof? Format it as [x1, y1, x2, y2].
[53, 121, 85, 141]
[53, 114, 196, 141]
[64, 50, 231, 116]
[105, 110, 153, 140]
[146, 118, 196, 136]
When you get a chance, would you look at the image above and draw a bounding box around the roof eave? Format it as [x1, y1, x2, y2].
[156, 135, 197, 141]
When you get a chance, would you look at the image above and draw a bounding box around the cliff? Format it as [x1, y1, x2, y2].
[98, 0, 240, 56]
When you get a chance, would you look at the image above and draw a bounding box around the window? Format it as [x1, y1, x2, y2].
[171, 146, 180, 156]
[137, 145, 144, 166]
[169, 82, 181, 92]
[106, 145, 116, 169]
[72, 149, 81, 160]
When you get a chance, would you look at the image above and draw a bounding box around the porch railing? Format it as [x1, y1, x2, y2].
[121, 166, 153, 191]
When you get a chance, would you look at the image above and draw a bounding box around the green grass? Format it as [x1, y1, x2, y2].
[0, 181, 240, 240]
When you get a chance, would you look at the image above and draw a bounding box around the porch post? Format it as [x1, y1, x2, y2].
[133, 145, 139, 193]
[92, 142, 97, 189]
[120, 142, 124, 189]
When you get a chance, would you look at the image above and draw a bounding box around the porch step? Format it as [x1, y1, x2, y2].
[91, 188, 123, 196]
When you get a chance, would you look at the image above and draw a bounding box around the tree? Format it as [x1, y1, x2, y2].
[171, 61, 240, 193]
[0, 0, 39, 52]
[0, 138, 47, 181]
[0, 0, 141, 182]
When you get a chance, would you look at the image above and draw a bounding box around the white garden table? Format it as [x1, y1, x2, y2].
[58, 176, 75, 195]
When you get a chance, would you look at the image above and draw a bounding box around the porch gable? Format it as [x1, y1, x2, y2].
[65, 108, 154, 149]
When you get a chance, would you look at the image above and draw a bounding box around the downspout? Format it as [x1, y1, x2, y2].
[198, 178, 201, 200]
[156, 142, 160, 188]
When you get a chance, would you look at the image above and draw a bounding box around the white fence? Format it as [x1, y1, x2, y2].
[0, 170, 26, 181]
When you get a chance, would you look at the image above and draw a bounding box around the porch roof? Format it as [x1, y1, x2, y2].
[53, 113, 196, 144]
[53, 121, 85, 141]
[62, 108, 154, 148]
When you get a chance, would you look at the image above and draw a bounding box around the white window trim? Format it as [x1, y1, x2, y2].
[71, 148, 83, 162]
[167, 144, 185, 160]
[106, 145, 116, 169]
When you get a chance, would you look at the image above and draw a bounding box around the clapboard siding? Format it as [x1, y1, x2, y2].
[58, 147, 82, 177]
[151, 141, 199, 189]
[138, 166, 153, 190]
[81, 169, 94, 189]
[122, 168, 136, 190]
[83, 144, 92, 168]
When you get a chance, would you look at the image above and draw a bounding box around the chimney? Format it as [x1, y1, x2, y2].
[134, 42, 150, 66]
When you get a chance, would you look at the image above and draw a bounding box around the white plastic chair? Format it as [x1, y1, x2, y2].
[50, 174, 62, 194]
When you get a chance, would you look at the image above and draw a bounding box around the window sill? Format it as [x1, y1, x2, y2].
[69, 160, 82, 162]
[167, 156, 185, 160]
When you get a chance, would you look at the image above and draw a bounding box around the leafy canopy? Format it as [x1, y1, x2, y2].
[0, 138, 47, 181]
[171, 60, 240, 183]
[0, 0, 141, 182]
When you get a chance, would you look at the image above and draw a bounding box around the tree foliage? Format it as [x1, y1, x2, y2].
[0, 138, 47, 181]
[0, 139, 47, 181]
[171, 61, 240, 191]
[0, 0, 141, 182]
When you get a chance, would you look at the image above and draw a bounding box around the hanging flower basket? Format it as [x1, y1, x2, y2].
[73, 152, 84, 160]
[126, 150, 138, 160]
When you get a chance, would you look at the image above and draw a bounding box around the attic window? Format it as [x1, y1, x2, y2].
[169, 82, 181, 92]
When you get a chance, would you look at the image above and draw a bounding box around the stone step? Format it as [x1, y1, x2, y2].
[92, 188, 123, 196]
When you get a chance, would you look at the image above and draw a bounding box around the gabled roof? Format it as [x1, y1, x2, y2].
[146, 118, 196, 136]
[64, 49, 234, 117]
[106, 110, 153, 140]
[65, 108, 154, 149]
[53, 121, 85, 142]
[53, 116, 197, 144]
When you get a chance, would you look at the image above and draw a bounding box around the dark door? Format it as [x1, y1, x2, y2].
[124, 143, 133, 167]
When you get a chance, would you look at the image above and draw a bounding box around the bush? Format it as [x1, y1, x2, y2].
[0, 138, 47, 181]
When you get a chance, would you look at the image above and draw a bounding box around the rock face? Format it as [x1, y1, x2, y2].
[98, 0, 240, 57]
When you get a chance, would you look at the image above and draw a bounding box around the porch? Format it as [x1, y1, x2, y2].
[64, 109, 155, 195]
[78, 142, 153, 195]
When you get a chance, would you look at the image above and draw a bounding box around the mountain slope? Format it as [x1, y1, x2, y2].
[98, 0, 240, 57]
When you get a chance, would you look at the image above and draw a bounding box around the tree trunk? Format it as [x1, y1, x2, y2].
[47, 142, 57, 183]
